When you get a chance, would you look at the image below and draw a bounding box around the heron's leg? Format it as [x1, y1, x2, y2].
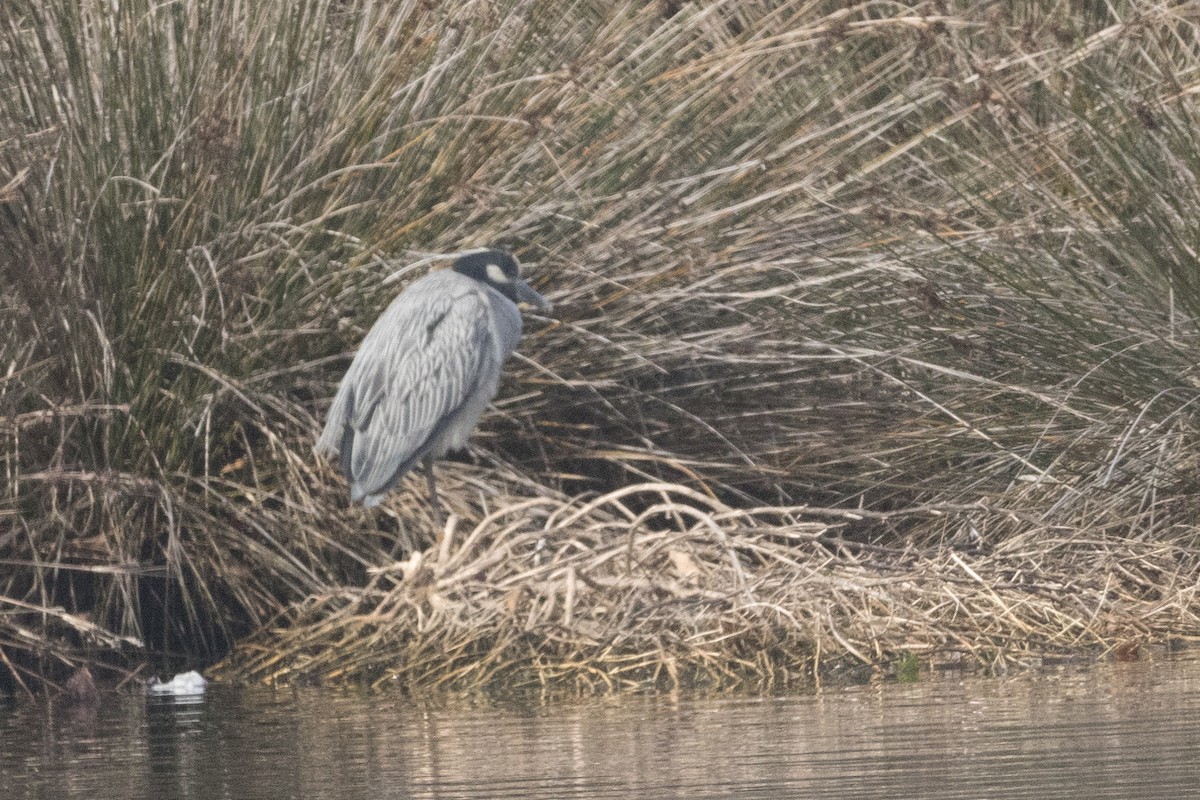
[424, 456, 445, 528]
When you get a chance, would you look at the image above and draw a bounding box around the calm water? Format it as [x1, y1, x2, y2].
[4, 654, 1200, 799]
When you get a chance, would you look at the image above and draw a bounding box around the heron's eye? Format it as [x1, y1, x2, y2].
[485, 263, 511, 284]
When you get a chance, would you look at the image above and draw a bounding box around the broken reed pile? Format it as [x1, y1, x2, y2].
[4, 0, 1200, 693]
[217, 482, 1200, 691]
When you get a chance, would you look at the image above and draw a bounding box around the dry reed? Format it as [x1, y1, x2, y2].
[3, 0, 1200, 694]
[216, 481, 1200, 691]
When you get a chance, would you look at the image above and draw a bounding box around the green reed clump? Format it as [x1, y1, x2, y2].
[3, 0, 1200, 692]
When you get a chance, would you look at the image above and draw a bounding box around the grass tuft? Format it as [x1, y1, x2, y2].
[3, 0, 1200, 692]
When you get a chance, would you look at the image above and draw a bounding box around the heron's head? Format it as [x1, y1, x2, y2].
[452, 249, 551, 311]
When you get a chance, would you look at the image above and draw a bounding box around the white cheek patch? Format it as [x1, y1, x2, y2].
[485, 263, 511, 283]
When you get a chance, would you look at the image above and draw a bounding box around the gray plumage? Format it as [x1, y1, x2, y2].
[316, 249, 549, 508]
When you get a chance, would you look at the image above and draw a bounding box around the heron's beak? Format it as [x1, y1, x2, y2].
[515, 279, 551, 311]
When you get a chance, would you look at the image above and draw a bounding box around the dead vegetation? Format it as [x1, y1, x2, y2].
[4, 0, 1200, 694]
[217, 482, 1200, 691]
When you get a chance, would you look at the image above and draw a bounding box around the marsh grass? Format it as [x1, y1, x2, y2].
[3, 0, 1200, 693]
[215, 482, 1200, 692]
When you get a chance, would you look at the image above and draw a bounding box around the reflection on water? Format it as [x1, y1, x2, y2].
[4, 653, 1200, 799]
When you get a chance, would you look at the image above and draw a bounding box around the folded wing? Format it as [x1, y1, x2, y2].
[316, 273, 498, 501]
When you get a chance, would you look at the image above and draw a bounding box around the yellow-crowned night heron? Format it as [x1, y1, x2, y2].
[316, 248, 550, 512]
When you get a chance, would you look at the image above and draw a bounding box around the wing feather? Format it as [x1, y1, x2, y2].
[316, 270, 501, 500]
